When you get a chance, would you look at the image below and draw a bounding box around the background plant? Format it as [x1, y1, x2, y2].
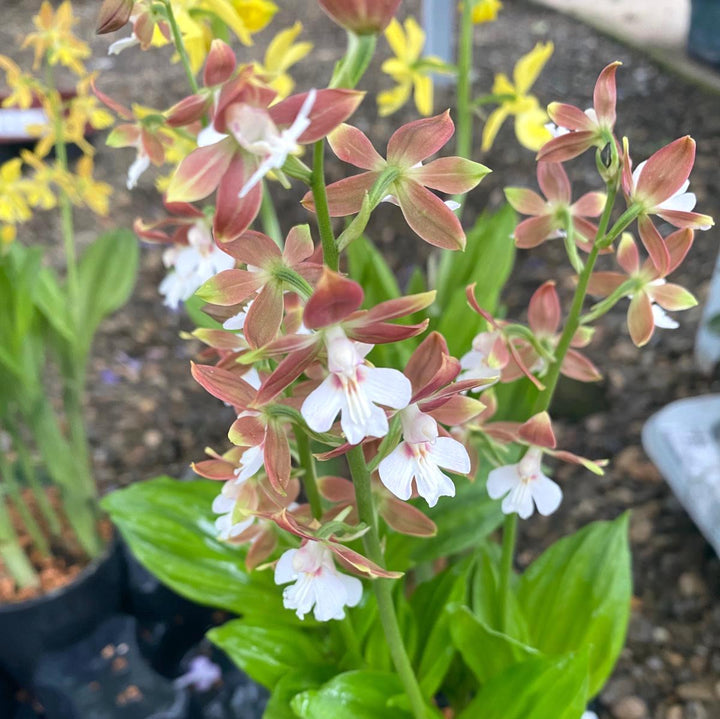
[0, 1, 138, 591]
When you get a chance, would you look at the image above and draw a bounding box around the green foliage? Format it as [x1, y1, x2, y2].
[456, 651, 589, 719]
[101, 477, 290, 621]
[518, 514, 632, 696]
[208, 619, 330, 688]
[292, 671, 414, 719]
[433, 204, 517, 356]
[75, 228, 139, 354]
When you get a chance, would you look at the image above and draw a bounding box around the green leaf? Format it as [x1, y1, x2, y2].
[472, 543, 530, 643]
[410, 558, 472, 696]
[457, 651, 589, 719]
[449, 605, 540, 684]
[434, 204, 517, 356]
[264, 668, 335, 719]
[208, 619, 329, 689]
[518, 514, 632, 696]
[77, 229, 139, 350]
[291, 671, 413, 719]
[363, 588, 417, 672]
[185, 292, 223, 329]
[101, 477, 291, 620]
[346, 234, 401, 306]
[34, 267, 73, 343]
[386, 470, 503, 568]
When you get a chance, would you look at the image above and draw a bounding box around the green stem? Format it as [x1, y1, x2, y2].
[6, 419, 63, 536]
[339, 614, 365, 667]
[295, 429, 323, 520]
[162, 0, 199, 94]
[347, 446, 428, 719]
[329, 31, 377, 90]
[498, 513, 517, 631]
[0, 451, 50, 557]
[453, 0, 475, 212]
[0, 497, 38, 589]
[260, 184, 283, 246]
[531, 179, 620, 415]
[311, 141, 339, 271]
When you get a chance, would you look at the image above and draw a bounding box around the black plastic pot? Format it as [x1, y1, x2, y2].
[689, 0, 720, 67]
[0, 535, 124, 687]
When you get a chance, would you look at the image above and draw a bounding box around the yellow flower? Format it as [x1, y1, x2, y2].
[0, 57, 37, 109]
[71, 156, 113, 216]
[22, 0, 91, 75]
[26, 92, 95, 159]
[167, 0, 277, 72]
[253, 22, 312, 100]
[481, 41, 553, 152]
[378, 17, 453, 117]
[0, 159, 33, 225]
[19, 151, 58, 211]
[472, 0, 502, 24]
[1, 224, 17, 250]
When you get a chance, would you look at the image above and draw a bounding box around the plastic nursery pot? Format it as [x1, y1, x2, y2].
[0, 533, 124, 688]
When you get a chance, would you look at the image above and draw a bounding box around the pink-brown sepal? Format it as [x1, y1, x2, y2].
[387, 111, 454, 168]
[328, 124, 385, 170]
[96, 0, 133, 34]
[593, 61, 621, 128]
[303, 269, 364, 329]
[518, 411, 556, 449]
[204, 40, 237, 87]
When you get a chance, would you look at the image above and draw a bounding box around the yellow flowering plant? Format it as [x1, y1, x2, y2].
[0, 1, 138, 592]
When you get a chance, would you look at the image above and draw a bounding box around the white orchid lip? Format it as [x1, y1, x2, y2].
[274, 541, 362, 621]
[301, 326, 411, 445]
[486, 447, 563, 519]
[378, 403, 470, 507]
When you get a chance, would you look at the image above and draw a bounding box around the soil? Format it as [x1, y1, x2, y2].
[0, 1, 719, 717]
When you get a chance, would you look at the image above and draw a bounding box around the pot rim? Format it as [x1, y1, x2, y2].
[0, 530, 120, 613]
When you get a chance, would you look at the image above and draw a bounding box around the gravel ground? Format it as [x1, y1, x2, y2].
[1, 1, 719, 717]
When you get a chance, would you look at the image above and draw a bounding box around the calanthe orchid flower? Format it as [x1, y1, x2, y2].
[622, 136, 713, 274]
[378, 403, 470, 507]
[485, 412, 605, 519]
[505, 162, 606, 252]
[157, 218, 234, 309]
[487, 446, 562, 519]
[301, 325, 411, 445]
[378, 17, 452, 116]
[538, 61, 620, 162]
[482, 42, 554, 152]
[502, 281, 601, 383]
[274, 540, 363, 621]
[196, 224, 322, 347]
[304, 112, 489, 250]
[459, 331, 509, 390]
[587, 231, 697, 347]
[167, 82, 363, 241]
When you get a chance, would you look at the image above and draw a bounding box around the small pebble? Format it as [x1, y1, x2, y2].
[612, 696, 649, 719]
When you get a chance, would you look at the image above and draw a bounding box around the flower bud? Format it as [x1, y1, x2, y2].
[96, 0, 133, 34]
[318, 0, 402, 34]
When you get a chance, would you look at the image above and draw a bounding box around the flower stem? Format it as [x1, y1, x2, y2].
[162, 0, 199, 94]
[311, 141, 339, 271]
[453, 0, 474, 212]
[330, 31, 376, 90]
[347, 446, 428, 719]
[498, 513, 517, 632]
[295, 429, 323, 520]
[531, 178, 620, 415]
[260, 184, 283, 246]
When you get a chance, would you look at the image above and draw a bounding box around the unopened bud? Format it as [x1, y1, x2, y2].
[318, 0, 402, 34]
[96, 0, 133, 34]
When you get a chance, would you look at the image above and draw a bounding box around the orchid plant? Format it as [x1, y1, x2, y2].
[0, 1, 138, 594]
[96, 0, 713, 717]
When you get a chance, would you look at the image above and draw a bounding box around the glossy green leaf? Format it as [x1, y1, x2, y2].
[208, 619, 329, 689]
[101, 477, 290, 619]
[291, 671, 413, 719]
[518, 514, 632, 696]
[449, 605, 540, 685]
[410, 557, 472, 696]
[457, 652, 589, 719]
[264, 668, 335, 719]
[386, 470, 503, 568]
[434, 204, 517, 356]
[77, 229, 139, 351]
[472, 543, 530, 643]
